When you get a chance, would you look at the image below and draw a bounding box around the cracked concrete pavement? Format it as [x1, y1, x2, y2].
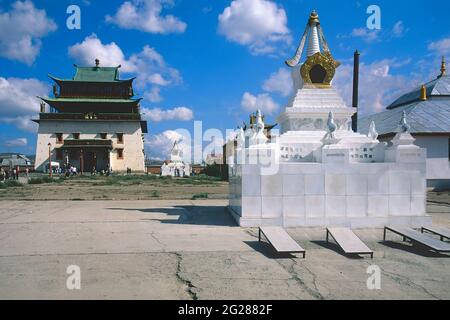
[0, 199, 450, 299]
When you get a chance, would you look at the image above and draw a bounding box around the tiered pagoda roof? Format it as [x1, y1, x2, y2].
[36, 59, 147, 132]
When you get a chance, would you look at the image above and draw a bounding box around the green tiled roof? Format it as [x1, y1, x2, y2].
[74, 66, 120, 82]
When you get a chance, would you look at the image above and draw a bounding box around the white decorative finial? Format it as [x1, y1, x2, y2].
[307, 11, 320, 57]
[368, 121, 378, 141]
[327, 111, 337, 139]
[399, 111, 410, 133]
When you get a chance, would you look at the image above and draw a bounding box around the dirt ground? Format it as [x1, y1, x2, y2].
[0, 174, 229, 201]
[0, 199, 449, 300]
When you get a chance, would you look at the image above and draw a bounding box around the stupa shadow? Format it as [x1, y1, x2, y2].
[379, 241, 450, 258]
[107, 205, 237, 227]
[243, 241, 298, 259]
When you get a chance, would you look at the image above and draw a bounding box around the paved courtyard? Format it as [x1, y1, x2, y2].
[0, 199, 449, 300]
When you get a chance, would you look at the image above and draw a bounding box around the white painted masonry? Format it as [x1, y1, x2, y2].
[35, 120, 145, 172]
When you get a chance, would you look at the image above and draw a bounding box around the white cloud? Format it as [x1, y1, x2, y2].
[68, 34, 136, 72]
[5, 138, 27, 148]
[392, 21, 407, 38]
[142, 106, 194, 122]
[241, 92, 279, 115]
[333, 59, 420, 115]
[218, 0, 291, 55]
[144, 87, 163, 103]
[350, 28, 380, 42]
[262, 68, 292, 97]
[0, 0, 57, 65]
[145, 130, 191, 161]
[129, 45, 182, 88]
[68, 34, 182, 101]
[0, 77, 49, 132]
[428, 37, 450, 56]
[106, 0, 186, 34]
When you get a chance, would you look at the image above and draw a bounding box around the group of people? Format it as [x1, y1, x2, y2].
[90, 166, 112, 176]
[0, 166, 29, 181]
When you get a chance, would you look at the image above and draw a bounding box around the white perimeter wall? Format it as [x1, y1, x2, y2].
[413, 136, 450, 181]
[35, 121, 145, 172]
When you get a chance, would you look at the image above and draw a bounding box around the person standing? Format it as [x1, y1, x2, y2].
[16, 166, 20, 180]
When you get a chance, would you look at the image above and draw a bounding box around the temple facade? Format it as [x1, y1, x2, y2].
[34, 60, 147, 173]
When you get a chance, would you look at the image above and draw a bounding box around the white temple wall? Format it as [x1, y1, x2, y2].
[35, 120, 145, 172]
[413, 136, 450, 184]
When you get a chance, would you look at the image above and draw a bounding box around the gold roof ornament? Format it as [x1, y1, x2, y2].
[286, 10, 340, 88]
[420, 85, 427, 101]
[440, 56, 447, 77]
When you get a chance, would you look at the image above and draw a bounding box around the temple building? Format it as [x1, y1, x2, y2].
[34, 59, 147, 173]
[359, 57, 450, 189]
[228, 11, 429, 228]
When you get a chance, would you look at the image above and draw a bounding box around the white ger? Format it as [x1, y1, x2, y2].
[228, 10, 430, 228]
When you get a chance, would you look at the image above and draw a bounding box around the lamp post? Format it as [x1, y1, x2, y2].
[48, 142, 52, 178]
[80, 149, 84, 175]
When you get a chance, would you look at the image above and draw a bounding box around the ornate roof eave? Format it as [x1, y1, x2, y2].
[47, 74, 135, 84]
[38, 96, 142, 104]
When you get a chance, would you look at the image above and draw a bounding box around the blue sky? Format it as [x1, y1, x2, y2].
[0, 0, 449, 159]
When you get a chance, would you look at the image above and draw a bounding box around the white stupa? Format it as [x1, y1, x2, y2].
[161, 141, 190, 177]
[229, 10, 430, 228]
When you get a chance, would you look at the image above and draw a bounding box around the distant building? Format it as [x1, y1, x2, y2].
[205, 153, 223, 165]
[33, 59, 148, 173]
[0, 154, 32, 170]
[359, 57, 450, 189]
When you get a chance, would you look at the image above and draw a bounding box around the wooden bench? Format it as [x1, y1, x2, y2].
[326, 227, 373, 259]
[384, 226, 450, 253]
[421, 226, 450, 242]
[258, 227, 306, 258]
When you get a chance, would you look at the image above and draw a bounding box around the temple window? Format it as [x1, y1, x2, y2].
[56, 133, 63, 144]
[100, 133, 107, 140]
[72, 133, 80, 140]
[117, 149, 124, 159]
[117, 133, 124, 144]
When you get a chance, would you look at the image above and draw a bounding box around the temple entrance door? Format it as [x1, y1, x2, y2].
[84, 151, 95, 173]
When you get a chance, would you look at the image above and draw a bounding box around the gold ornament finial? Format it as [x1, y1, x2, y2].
[309, 10, 320, 25]
[441, 56, 446, 76]
[420, 85, 427, 101]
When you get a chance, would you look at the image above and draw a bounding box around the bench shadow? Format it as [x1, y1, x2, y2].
[106, 206, 237, 227]
[311, 240, 367, 260]
[244, 241, 301, 259]
[380, 240, 450, 258]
